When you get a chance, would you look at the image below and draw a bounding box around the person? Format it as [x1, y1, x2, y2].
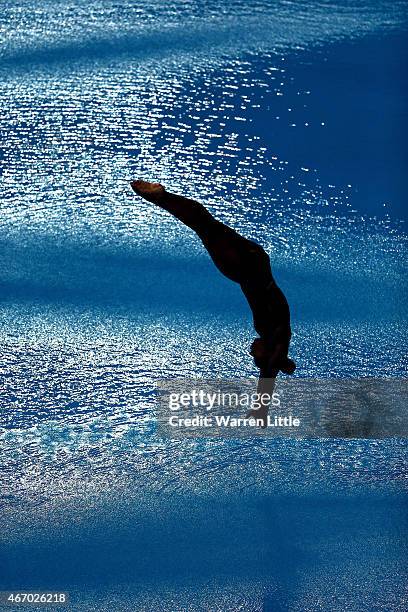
[131, 180, 296, 426]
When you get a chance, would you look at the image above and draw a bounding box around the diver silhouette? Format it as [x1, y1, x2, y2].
[131, 180, 296, 426]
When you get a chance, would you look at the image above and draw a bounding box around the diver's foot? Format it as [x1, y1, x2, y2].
[130, 180, 166, 203]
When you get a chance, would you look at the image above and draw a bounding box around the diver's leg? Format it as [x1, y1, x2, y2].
[131, 180, 218, 235]
[131, 180, 252, 282]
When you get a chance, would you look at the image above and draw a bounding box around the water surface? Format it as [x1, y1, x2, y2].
[0, 1, 407, 610]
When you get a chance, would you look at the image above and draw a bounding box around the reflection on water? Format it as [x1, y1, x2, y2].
[0, 0, 407, 609]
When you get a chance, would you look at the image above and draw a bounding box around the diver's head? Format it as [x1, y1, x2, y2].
[250, 338, 296, 374]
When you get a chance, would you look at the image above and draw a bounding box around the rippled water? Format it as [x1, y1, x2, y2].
[1, 1, 407, 610]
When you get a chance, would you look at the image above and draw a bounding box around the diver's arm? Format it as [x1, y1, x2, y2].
[246, 343, 293, 427]
[245, 357, 279, 428]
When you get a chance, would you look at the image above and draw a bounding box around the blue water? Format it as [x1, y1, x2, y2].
[0, 1, 407, 610]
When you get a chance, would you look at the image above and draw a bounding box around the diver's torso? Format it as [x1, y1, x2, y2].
[241, 279, 291, 343]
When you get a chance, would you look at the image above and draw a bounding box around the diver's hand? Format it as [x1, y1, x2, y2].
[246, 405, 269, 429]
